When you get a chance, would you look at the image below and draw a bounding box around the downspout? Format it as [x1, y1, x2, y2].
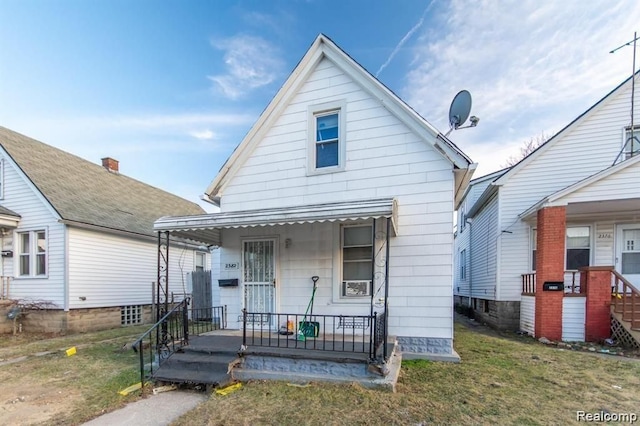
[467, 218, 474, 308]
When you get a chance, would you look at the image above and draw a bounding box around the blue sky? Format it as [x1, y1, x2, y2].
[1, 0, 639, 211]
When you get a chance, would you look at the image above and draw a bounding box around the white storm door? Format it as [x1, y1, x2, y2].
[617, 225, 640, 287]
[242, 239, 276, 324]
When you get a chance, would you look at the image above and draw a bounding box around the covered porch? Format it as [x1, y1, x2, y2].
[518, 156, 640, 344]
[153, 198, 398, 363]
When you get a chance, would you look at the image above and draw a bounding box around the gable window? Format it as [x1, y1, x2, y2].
[459, 205, 466, 232]
[341, 225, 372, 297]
[623, 125, 640, 160]
[308, 101, 346, 174]
[18, 230, 47, 277]
[195, 252, 206, 272]
[316, 112, 339, 168]
[460, 249, 467, 280]
[566, 226, 590, 270]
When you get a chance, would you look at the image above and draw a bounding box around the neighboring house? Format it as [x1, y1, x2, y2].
[454, 72, 640, 343]
[155, 34, 475, 361]
[0, 127, 208, 333]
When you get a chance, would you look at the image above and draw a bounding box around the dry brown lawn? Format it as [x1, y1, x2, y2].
[173, 322, 640, 426]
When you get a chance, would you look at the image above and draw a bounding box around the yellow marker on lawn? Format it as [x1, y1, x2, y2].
[118, 382, 142, 396]
[65, 347, 77, 357]
[214, 382, 242, 396]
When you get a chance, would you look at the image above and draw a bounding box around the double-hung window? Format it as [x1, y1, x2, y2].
[531, 227, 591, 271]
[460, 249, 467, 280]
[308, 101, 346, 174]
[315, 112, 339, 168]
[195, 252, 206, 272]
[566, 226, 590, 270]
[341, 225, 373, 297]
[18, 230, 47, 277]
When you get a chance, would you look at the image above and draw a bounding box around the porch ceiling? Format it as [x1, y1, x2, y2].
[154, 197, 397, 247]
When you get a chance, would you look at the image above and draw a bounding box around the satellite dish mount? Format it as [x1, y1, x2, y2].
[445, 90, 479, 137]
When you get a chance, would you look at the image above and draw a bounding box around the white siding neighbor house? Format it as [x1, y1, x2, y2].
[0, 127, 208, 333]
[454, 72, 640, 345]
[155, 34, 475, 361]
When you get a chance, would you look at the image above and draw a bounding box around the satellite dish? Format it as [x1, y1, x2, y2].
[448, 90, 472, 130]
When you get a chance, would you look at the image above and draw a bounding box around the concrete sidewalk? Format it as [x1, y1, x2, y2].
[83, 390, 207, 426]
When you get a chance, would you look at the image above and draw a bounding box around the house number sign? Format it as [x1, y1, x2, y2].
[224, 263, 239, 271]
[597, 233, 612, 239]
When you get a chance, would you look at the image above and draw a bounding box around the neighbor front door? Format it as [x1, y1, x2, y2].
[617, 225, 640, 287]
[242, 239, 277, 326]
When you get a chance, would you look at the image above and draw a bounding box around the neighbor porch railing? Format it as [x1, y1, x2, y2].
[241, 309, 386, 361]
[1, 276, 10, 299]
[521, 271, 583, 295]
[132, 299, 228, 387]
[611, 271, 640, 331]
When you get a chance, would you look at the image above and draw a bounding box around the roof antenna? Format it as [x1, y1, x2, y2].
[444, 90, 479, 137]
[610, 31, 639, 165]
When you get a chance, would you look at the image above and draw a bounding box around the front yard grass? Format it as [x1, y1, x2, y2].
[173, 322, 640, 425]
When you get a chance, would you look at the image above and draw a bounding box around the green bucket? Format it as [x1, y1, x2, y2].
[298, 321, 320, 338]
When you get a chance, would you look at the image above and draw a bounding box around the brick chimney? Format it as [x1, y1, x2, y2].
[101, 157, 119, 173]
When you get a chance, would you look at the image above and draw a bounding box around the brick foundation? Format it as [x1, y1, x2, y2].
[6, 305, 153, 334]
[534, 206, 566, 341]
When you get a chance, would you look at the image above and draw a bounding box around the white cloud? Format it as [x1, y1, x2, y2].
[208, 34, 285, 99]
[376, 0, 436, 77]
[189, 129, 215, 140]
[402, 0, 640, 177]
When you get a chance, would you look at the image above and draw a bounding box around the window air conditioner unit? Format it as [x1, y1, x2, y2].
[342, 280, 371, 297]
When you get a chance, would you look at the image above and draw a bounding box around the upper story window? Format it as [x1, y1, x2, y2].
[18, 229, 47, 277]
[308, 101, 346, 174]
[459, 204, 467, 232]
[341, 225, 372, 297]
[623, 125, 640, 160]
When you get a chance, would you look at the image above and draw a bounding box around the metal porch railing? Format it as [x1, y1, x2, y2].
[132, 299, 228, 387]
[241, 309, 387, 361]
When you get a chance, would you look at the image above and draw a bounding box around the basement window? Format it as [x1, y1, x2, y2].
[121, 305, 142, 326]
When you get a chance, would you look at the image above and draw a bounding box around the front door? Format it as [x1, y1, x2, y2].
[242, 239, 276, 326]
[617, 225, 640, 287]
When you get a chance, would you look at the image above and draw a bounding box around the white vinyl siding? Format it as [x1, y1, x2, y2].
[67, 227, 197, 309]
[216, 57, 457, 340]
[1, 150, 64, 307]
[497, 79, 640, 301]
[562, 296, 586, 342]
[520, 295, 535, 336]
[468, 193, 499, 299]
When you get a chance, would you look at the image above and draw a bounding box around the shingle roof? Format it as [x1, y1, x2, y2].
[0, 126, 205, 237]
[0, 205, 20, 217]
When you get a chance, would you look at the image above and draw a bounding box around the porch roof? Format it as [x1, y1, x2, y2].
[154, 197, 397, 246]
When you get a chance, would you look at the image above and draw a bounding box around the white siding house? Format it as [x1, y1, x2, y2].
[454, 71, 640, 338]
[156, 34, 475, 361]
[0, 127, 208, 333]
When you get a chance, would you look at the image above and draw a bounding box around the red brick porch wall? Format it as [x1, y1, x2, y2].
[582, 266, 612, 342]
[534, 206, 566, 341]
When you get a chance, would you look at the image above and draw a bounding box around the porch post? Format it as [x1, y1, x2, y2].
[157, 230, 170, 321]
[534, 206, 566, 341]
[383, 217, 391, 360]
[582, 266, 613, 342]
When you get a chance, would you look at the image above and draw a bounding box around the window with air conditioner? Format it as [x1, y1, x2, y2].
[341, 225, 372, 298]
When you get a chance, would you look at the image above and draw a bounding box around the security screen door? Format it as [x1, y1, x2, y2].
[242, 239, 276, 325]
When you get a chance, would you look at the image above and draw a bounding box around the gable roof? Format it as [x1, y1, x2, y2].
[519, 153, 640, 219]
[205, 34, 474, 204]
[0, 126, 205, 238]
[493, 70, 640, 186]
